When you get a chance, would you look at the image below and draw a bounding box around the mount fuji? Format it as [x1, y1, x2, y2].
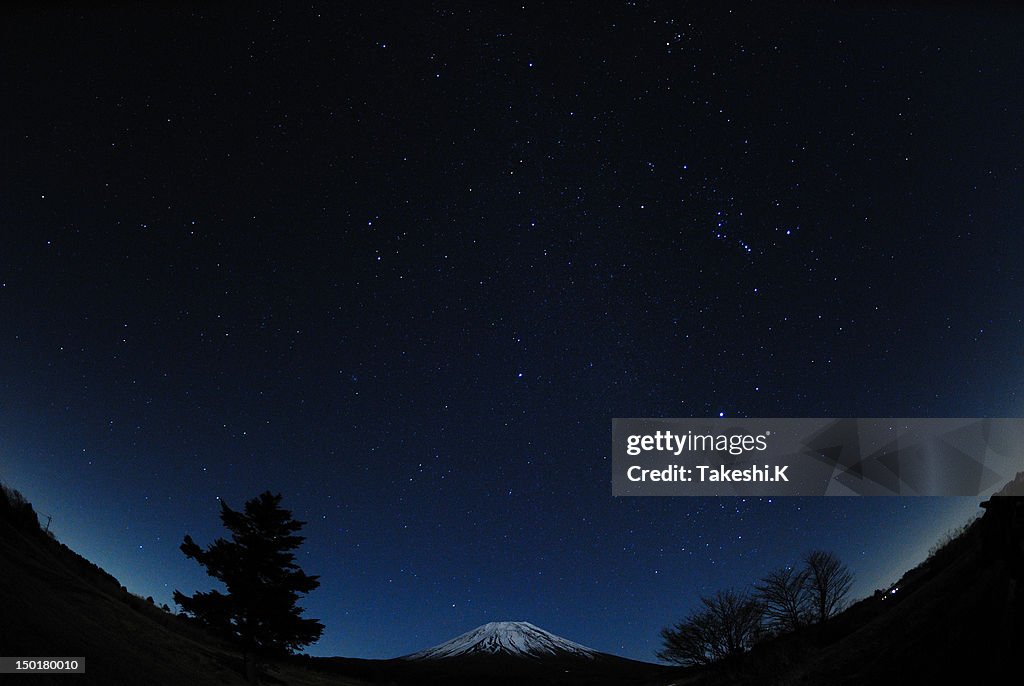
[402, 620, 600, 661]
[318, 620, 673, 685]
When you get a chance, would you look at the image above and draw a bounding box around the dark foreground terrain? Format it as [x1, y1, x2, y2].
[669, 474, 1024, 686]
[312, 651, 676, 686]
[1, 475, 1022, 685]
[0, 484, 367, 686]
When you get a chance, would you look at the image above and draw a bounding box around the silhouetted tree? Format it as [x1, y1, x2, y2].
[804, 550, 853, 623]
[658, 589, 764, 666]
[658, 608, 718, 666]
[755, 566, 811, 633]
[173, 492, 324, 684]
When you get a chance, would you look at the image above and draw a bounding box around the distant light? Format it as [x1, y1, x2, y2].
[718, 411, 725, 417]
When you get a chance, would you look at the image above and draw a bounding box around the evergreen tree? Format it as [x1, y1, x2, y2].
[173, 492, 324, 682]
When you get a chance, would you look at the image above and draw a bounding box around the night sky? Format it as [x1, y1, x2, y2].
[1, 1, 1022, 662]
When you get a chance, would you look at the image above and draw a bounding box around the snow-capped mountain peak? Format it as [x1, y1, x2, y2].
[402, 621, 599, 660]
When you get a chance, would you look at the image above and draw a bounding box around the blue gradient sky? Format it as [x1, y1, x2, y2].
[1, 1, 1021, 661]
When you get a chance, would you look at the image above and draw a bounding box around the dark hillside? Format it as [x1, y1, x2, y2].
[782, 475, 1023, 684]
[0, 483, 366, 686]
[687, 475, 1024, 685]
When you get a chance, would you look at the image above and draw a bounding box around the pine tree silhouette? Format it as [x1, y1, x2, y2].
[173, 491, 324, 683]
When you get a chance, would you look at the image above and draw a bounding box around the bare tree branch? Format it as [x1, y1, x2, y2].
[755, 566, 811, 632]
[804, 550, 854, 623]
[658, 589, 764, 666]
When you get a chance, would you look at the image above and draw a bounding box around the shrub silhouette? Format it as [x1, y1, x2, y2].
[658, 589, 764, 666]
[0, 482, 40, 531]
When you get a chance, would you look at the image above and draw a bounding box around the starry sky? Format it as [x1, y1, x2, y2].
[1, 1, 1022, 662]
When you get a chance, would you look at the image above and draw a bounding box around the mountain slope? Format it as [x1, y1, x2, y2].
[0, 482, 367, 686]
[779, 474, 1023, 684]
[402, 621, 599, 660]
[690, 474, 1024, 685]
[318, 621, 675, 686]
